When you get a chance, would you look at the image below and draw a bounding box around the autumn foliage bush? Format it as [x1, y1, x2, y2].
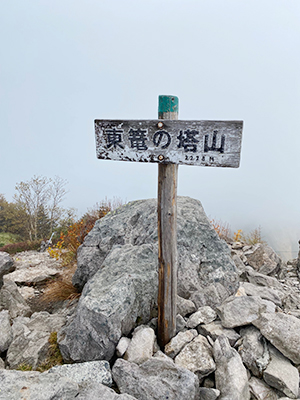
[44, 198, 123, 303]
[210, 217, 266, 246]
[210, 219, 232, 242]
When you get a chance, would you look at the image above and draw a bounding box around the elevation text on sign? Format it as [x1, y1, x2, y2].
[95, 120, 243, 168]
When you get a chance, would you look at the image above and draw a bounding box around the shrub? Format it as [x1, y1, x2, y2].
[210, 218, 232, 242]
[48, 197, 124, 265]
[233, 229, 243, 242]
[0, 240, 41, 255]
[241, 226, 266, 245]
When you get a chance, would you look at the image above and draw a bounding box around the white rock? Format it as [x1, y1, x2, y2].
[116, 337, 131, 357]
[175, 334, 216, 379]
[124, 325, 155, 365]
[186, 306, 217, 328]
[165, 329, 198, 358]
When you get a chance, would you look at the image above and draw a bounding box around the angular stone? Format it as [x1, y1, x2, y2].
[249, 376, 279, 400]
[0, 310, 12, 352]
[261, 299, 276, 314]
[263, 345, 299, 399]
[243, 266, 283, 290]
[244, 243, 282, 275]
[176, 314, 186, 333]
[61, 198, 239, 363]
[213, 335, 250, 400]
[238, 326, 269, 377]
[241, 282, 282, 306]
[48, 360, 112, 387]
[18, 286, 35, 300]
[0, 280, 32, 318]
[4, 266, 60, 285]
[116, 337, 131, 357]
[186, 306, 217, 329]
[0, 252, 14, 288]
[176, 295, 196, 317]
[0, 369, 79, 400]
[112, 357, 199, 400]
[175, 334, 216, 379]
[197, 320, 240, 347]
[124, 326, 155, 365]
[216, 296, 269, 328]
[165, 329, 198, 358]
[59, 244, 158, 363]
[74, 197, 239, 302]
[232, 254, 247, 274]
[75, 383, 137, 400]
[199, 388, 221, 400]
[253, 312, 300, 364]
[190, 282, 233, 309]
[7, 311, 66, 369]
[0, 358, 4, 369]
[12, 250, 61, 270]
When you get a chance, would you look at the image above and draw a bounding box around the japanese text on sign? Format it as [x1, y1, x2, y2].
[95, 119, 243, 168]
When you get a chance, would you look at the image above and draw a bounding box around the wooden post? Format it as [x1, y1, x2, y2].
[157, 95, 178, 348]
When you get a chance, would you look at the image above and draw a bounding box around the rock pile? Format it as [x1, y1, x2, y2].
[0, 197, 300, 400]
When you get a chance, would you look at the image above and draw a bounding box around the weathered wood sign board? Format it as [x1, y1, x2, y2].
[95, 120, 243, 168]
[94, 95, 244, 348]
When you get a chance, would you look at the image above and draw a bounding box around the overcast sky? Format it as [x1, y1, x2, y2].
[1, 1, 300, 259]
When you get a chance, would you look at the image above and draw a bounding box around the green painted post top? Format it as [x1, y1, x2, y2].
[158, 95, 179, 118]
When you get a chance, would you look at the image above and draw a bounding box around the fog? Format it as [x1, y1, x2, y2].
[1, 0, 300, 260]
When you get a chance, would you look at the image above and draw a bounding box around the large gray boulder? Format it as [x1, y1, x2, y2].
[60, 198, 238, 363]
[59, 243, 158, 362]
[253, 312, 300, 364]
[0, 369, 79, 400]
[112, 357, 200, 400]
[73, 197, 238, 301]
[47, 360, 113, 387]
[7, 311, 66, 369]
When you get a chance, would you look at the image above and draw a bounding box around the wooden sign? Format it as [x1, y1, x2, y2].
[94, 95, 244, 349]
[95, 119, 243, 168]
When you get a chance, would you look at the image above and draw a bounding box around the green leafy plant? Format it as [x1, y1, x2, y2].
[16, 363, 33, 371]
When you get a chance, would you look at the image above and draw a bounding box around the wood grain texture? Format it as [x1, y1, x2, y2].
[157, 163, 178, 347]
[157, 95, 178, 348]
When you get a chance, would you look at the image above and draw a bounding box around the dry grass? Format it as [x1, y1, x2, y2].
[210, 218, 232, 242]
[40, 263, 80, 304]
[36, 332, 63, 372]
